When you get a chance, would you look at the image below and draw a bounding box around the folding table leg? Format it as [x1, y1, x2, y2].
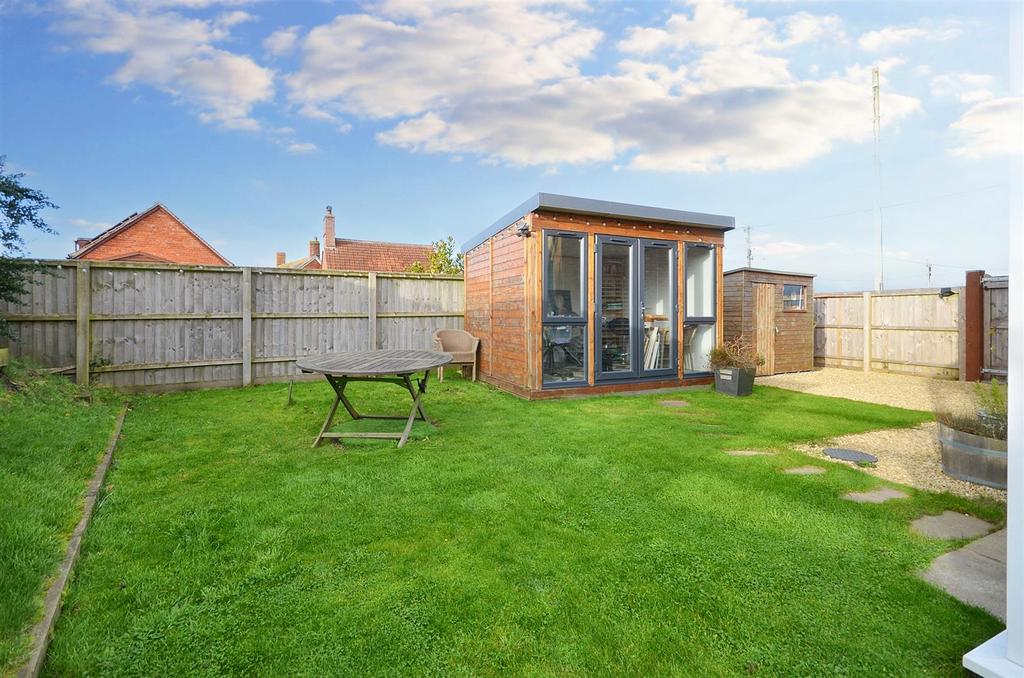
[314, 388, 342, 448]
[327, 375, 360, 420]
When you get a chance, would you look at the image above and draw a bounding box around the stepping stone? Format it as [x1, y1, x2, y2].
[725, 450, 773, 457]
[824, 447, 878, 464]
[911, 511, 993, 540]
[783, 466, 825, 475]
[659, 400, 689, 408]
[920, 529, 1007, 621]
[844, 488, 909, 504]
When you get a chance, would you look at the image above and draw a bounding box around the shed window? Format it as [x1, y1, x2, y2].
[683, 244, 716, 374]
[783, 284, 806, 310]
[543, 232, 587, 386]
[544, 233, 585, 319]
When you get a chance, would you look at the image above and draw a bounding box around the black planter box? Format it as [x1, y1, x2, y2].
[714, 367, 756, 397]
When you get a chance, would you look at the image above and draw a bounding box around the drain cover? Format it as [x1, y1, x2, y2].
[824, 447, 878, 463]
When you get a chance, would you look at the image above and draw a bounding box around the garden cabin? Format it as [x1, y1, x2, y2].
[462, 194, 734, 398]
[723, 268, 815, 376]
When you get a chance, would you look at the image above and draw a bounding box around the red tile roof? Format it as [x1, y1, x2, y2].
[322, 238, 432, 273]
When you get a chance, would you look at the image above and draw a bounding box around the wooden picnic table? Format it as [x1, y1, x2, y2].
[296, 350, 452, 449]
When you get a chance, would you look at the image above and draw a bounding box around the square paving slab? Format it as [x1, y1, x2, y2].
[920, 529, 1006, 621]
[911, 511, 993, 540]
[659, 400, 690, 408]
[725, 450, 774, 457]
[844, 488, 909, 503]
[783, 466, 825, 475]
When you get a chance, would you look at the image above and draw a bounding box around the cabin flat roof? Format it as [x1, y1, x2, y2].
[463, 193, 735, 253]
[725, 267, 816, 278]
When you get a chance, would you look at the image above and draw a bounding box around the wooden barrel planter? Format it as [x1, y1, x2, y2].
[937, 422, 1007, 490]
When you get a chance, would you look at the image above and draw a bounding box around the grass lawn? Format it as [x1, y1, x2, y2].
[44, 376, 1004, 676]
[0, 363, 121, 675]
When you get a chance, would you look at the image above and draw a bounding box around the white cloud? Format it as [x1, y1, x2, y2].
[291, 0, 915, 172]
[285, 141, 318, 154]
[931, 72, 995, 104]
[858, 20, 962, 52]
[69, 217, 113, 232]
[264, 25, 300, 56]
[58, 0, 274, 130]
[949, 97, 1023, 159]
[755, 240, 840, 257]
[287, 2, 601, 121]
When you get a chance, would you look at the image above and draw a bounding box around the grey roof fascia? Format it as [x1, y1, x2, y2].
[462, 193, 735, 253]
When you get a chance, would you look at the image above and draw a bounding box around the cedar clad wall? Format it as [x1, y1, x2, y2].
[464, 222, 528, 391]
[724, 269, 814, 374]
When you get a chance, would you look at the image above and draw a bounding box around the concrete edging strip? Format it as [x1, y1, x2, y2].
[17, 404, 129, 678]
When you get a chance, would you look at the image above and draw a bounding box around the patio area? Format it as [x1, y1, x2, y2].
[2, 372, 1005, 676]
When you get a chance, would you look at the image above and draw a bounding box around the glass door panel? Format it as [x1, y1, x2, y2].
[641, 243, 675, 375]
[597, 238, 635, 378]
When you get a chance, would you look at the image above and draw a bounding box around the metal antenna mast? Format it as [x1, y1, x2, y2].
[745, 225, 753, 268]
[872, 66, 884, 291]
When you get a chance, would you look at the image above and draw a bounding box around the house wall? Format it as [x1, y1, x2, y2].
[466, 209, 726, 397]
[77, 208, 228, 265]
[724, 270, 814, 374]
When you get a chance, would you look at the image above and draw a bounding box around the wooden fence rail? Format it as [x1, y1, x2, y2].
[813, 273, 1008, 381]
[0, 261, 464, 392]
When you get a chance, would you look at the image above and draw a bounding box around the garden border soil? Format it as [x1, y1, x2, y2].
[16, 404, 128, 678]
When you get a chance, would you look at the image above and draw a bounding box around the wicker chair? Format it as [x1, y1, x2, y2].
[432, 329, 480, 381]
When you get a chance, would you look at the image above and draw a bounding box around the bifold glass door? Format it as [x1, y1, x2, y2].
[596, 237, 635, 378]
[596, 237, 677, 381]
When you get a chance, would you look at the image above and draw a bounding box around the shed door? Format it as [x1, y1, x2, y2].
[754, 283, 776, 376]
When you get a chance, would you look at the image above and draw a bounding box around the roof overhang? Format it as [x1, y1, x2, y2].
[725, 267, 817, 278]
[463, 193, 735, 253]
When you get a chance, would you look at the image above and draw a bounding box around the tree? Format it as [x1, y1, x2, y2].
[1, 157, 57, 337]
[408, 235, 464, 275]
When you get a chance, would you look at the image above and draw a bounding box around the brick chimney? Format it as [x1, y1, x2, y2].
[75, 237, 92, 250]
[309, 238, 320, 259]
[323, 205, 335, 245]
[276, 251, 286, 266]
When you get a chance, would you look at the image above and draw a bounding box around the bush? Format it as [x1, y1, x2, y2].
[707, 339, 764, 371]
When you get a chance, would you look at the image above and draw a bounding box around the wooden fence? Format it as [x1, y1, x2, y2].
[814, 275, 1009, 381]
[983, 275, 1008, 378]
[0, 261, 464, 392]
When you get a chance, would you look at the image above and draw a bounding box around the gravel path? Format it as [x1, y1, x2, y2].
[758, 368, 977, 414]
[761, 369, 1003, 502]
[797, 424, 1005, 502]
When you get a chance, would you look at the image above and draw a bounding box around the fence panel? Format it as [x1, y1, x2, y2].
[983, 276, 1009, 377]
[1, 261, 464, 392]
[814, 288, 962, 380]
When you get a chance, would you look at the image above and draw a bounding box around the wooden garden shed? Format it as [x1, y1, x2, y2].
[723, 268, 815, 376]
[462, 193, 734, 398]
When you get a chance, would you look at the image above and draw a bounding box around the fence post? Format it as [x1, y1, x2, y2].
[75, 262, 91, 386]
[964, 269, 985, 381]
[862, 291, 871, 373]
[367, 272, 377, 350]
[241, 267, 252, 386]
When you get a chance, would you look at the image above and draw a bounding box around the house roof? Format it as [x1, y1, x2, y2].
[69, 203, 232, 265]
[280, 254, 320, 269]
[322, 238, 432, 272]
[725, 267, 816, 278]
[463, 193, 736, 253]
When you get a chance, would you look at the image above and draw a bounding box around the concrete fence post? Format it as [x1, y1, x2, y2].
[367, 272, 378, 350]
[862, 291, 871, 373]
[75, 262, 91, 386]
[241, 267, 253, 386]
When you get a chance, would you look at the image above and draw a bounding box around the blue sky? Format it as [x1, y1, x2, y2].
[1, 0, 1020, 290]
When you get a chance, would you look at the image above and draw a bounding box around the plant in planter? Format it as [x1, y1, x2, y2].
[936, 380, 1008, 489]
[707, 339, 764, 397]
